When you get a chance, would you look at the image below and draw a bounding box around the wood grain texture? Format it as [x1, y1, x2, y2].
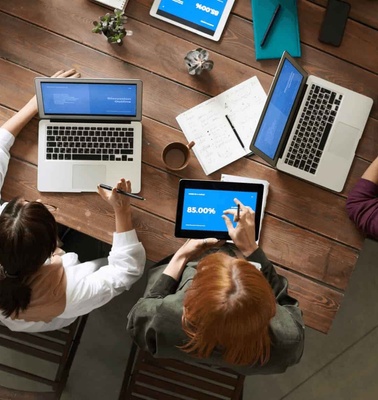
[0, 0, 376, 333]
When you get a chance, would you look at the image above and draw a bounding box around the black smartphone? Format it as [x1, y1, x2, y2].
[318, 0, 351, 47]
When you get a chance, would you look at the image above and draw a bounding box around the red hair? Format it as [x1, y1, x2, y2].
[181, 252, 276, 366]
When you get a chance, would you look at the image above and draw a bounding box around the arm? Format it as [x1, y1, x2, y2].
[59, 230, 146, 318]
[147, 238, 221, 298]
[59, 178, 146, 318]
[223, 199, 299, 305]
[1, 69, 80, 138]
[362, 157, 378, 184]
[346, 157, 378, 238]
[0, 69, 80, 193]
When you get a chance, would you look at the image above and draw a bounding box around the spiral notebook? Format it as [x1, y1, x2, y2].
[89, 0, 128, 11]
[251, 0, 301, 60]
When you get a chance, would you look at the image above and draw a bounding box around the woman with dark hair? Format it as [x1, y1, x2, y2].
[0, 69, 146, 332]
[127, 200, 304, 374]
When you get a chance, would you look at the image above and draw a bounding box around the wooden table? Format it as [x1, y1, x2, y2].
[0, 0, 377, 334]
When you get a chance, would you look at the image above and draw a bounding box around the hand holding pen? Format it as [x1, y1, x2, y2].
[99, 183, 145, 201]
[222, 198, 258, 256]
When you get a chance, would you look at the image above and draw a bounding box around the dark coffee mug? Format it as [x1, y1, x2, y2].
[162, 141, 195, 171]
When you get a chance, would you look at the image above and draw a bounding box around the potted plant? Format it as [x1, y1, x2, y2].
[92, 8, 132, 46]
[184, 48, 214, 75]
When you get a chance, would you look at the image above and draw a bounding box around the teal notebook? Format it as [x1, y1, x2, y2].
[251, 0, 301, 60]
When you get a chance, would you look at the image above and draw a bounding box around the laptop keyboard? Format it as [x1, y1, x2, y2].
[284, 84, 343, 174]
[45, 125, 134, 161]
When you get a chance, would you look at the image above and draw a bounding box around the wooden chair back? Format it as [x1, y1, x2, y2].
[119, 343, 245, 400]
[0, 315, 88, 399]
[0, 385, 57, 399]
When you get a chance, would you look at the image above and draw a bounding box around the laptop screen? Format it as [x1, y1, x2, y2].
[35, 78, 143, 121]
[40, 82, 138, 117]
[251, 56, 305, 163]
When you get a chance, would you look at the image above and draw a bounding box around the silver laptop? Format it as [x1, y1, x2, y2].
[250, 52, 373, 192]
[35, 78, 143, 193]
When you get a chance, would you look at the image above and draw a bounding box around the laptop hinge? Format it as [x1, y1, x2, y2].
[48, 119, 132, 124]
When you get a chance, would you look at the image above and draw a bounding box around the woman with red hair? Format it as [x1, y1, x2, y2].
[127, 200, 304, 374]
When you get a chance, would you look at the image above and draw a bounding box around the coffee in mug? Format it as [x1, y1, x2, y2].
[162, 141, 195, 171]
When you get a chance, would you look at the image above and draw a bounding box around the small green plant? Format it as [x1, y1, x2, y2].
[92, 9, 132, 46]
[184, 48, 214, 75]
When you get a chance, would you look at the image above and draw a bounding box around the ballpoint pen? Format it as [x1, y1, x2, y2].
[99, 184, 146, 201]
[225, 114, 245, 149]
[260, 4, 281, 47]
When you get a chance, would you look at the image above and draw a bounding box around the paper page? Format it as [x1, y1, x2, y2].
[176, 77, 266, 175]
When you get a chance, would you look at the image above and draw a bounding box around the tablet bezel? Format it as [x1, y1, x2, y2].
[149, 0, 235, 42]
[175, 179, 265, 240]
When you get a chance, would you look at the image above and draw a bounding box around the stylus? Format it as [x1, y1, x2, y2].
[225, 115, 245, 149]
[99, 184, 146, 201]
[236, 204, 241, 222]
[260, 4, 281, 47]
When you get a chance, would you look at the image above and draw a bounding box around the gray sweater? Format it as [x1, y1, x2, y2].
[127, 247, 305, 375]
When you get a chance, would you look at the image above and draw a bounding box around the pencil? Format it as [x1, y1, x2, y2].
[260, 4, 281, 47]
[225, 114, 245, 149]
[99, 184, 146, 201]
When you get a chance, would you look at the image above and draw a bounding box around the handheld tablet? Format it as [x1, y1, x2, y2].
[150, 0, 235, 42]
[175, 180, 265, 240]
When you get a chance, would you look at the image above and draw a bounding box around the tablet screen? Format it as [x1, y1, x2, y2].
[175, 180, 264, 240]
[150, 0, 235, 41]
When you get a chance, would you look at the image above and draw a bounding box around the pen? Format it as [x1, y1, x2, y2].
[99, 184, 146, 201]
[260, 4, 281, 47]
[236, 204, 240, 222]
[225, 114, 245, 149]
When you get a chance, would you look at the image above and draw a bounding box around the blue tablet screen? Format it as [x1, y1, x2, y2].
[156, 0, 228, 36]
[181, 188, 258, 232]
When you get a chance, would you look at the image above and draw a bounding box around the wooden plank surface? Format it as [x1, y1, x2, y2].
[0, 0, 376, 333]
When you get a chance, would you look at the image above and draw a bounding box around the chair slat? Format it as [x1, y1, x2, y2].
[135, 373, 223, 400]
[138, 362, 235, 397]
[144, 354, 241, 387]
[0, 337, 61, 363]
[0, 329, 65, 353]
[0, 363, 55, 386]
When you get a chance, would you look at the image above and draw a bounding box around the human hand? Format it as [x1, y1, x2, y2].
[30, 68, 81, 113]
[223, 198, 258, 257]
[97, 178, 131, 212]
[175, 237, 224, 262]
[97, 179, 133, 233]
[50, 68, 81, 79]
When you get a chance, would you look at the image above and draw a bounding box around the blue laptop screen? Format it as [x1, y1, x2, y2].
[156, 0, 228, 35]
[40, 82, 138, 117]
[254, 59, 304, 159]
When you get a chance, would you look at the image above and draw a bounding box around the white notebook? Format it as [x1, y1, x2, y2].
[89, 0, 128, 11]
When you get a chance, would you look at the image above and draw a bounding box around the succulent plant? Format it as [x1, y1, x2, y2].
[184, 48, 214, 75]
[92, 8, 132, 46]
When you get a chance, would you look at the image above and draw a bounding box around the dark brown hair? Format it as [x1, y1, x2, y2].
[181, 252, 276, 366]
[0, 198, 58, 318]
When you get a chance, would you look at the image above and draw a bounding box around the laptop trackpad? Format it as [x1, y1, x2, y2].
[72, 165, 106, 191]
[328, 122, 359, 159]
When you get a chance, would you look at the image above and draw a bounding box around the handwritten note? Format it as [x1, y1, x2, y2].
[176, 76, 267, 175]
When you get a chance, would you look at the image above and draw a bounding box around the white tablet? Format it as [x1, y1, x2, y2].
[150, 0, 235, 41]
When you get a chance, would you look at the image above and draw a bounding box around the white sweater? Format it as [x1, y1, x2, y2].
[0, 128, 146, 332]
